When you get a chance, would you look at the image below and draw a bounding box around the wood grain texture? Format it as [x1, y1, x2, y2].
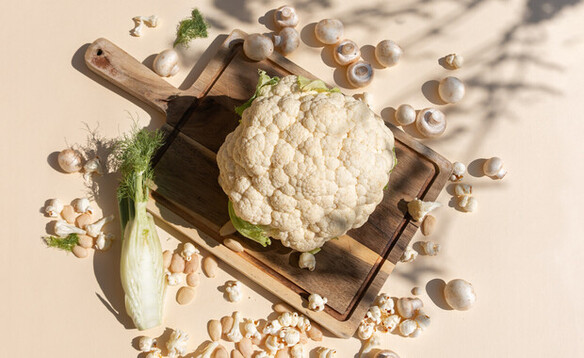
[83, 31, 452, 338]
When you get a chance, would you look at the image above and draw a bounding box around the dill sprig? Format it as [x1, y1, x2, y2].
[114, 126, 165, 203]
[44, 234, 80, 252]
[174, 8, 209, 48]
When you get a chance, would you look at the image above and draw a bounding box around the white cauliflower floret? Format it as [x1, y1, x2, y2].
[217, 74, 396, 252]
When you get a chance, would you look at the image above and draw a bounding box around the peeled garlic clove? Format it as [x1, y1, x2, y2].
[375, 40, 403, 67]
[444, 279, 476, 310]
[219, 221, 236, 236]
[208, 320, 222, 342]
[416, 108, 446, 138]
[224, 238, 244, 253]
[75, 213, 93, 230]
[314, 19, 344, 45]
[45, 199, 64, 218]
[61, 205, 77, 224]
[333, 39, 360, 66]
[395, 104, 416, 126]
[420, 215, 436, 236]
[438, 76, 465, 104]
[153, 49, 179, 77]
[72, 245, 88, 258]
[176, 286, 196, 305]
[445, 53, 464, 69]
[203, 256, 218, 278]
[58, 148, 83, 173]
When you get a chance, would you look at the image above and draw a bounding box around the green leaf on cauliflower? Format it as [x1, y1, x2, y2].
[235, 70, 280, 117]
[297, 76, 340, 93]
[228, 200, 272, 247]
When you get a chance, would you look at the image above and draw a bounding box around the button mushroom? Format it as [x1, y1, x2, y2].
[314, 19, 344, 45]
[274, 5, 299, 28]
[395, 104, 416, 126]
[333, 39, 360, 66]
[438, 76, 465, 103]
[445, 53, 464, 69]
[346, 61, 374, 88]
[374, 40, 403, 68]
[483, 156, 507, 179]
[273, 27, 300, 55]
[415, 108, 447, 138]
[243, 33, 274, 61]
[153, 49, 179, 77]
[444, 279, 476, 310]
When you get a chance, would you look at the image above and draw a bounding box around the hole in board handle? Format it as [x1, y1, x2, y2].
[96, 49, 103, 56]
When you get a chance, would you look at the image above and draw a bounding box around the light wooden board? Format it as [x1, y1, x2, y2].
[84, 31, 452, 338]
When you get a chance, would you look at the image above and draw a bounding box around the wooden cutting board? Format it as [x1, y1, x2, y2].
[84, 30, 452, 338]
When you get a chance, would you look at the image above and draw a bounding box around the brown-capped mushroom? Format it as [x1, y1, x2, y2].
[314, 19, 344, 45]
[333, 39, 360, 66]
[273, 27, 300, 55]
[243, 33, 274, 61]
[346, 61, 374, 88]
[415, 108, 446, 137]
[375, 40, 403, 67]
[274, 5, 299, 28]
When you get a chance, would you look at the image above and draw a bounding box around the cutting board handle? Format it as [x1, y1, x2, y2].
[84, 38, 181, 114]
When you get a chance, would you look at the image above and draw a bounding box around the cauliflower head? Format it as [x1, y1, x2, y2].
[217, 72, 396, 252]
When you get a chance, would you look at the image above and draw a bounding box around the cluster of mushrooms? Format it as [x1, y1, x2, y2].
[314, 19, 403, 88]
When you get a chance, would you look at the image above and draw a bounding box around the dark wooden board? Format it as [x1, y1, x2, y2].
[84, 31, 452, 338]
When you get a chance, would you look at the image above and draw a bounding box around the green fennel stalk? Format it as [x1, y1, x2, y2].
[116, 127, 166, 331]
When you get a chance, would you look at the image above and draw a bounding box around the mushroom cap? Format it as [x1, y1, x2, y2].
[346, 61, 374, 88]
[438, 76, 465, 103]
[314, 19, 344, 45]
[395, 104, 416, 126]
[243, 33, 274, 61]
[153, 49, 179, 77]
[415, 108, 446, 137]
[274, 5, 299, 28]
[483, 157, 504, 176]
[445, 53, 464, 69]
[375, 40, 403, 67]
[333, 39, 360, 66]
[273, 27, 300, 55]
[444, 279, 476, 310]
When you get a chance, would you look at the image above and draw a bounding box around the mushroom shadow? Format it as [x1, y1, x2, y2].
[467, 158, 487, 177]
[360, 44, 384, 70]
[381, 107, 399, 126]
[333, 67, 352, 89]
[425, 278, 453, 310]
[300, 23, 322, 48]
[47, 151, 66, 173]
[258, 8, 278, 31]
[421, 80, 447, 105]
[320, 45, 337, 68]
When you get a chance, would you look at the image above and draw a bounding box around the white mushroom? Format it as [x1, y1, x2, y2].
[243, 33, 274, 61]
[298, 252, 316, 271]
[445, 53, 464, 69]
[274, 5, 299, 28]
[85, 215, 114, 237]
[399, 245, 418, 263]
[346, 61, 374, 88]
[314, 19, 344, 45]
[181, 242, 199, 261]
[131, 18, 145, 37]
[226, 312, 244, 342]
[395, 104, 416, 126]
[45, 199, 64, 218]
[83, 157, 104, 181]
[273, 27, 300, 55]
[72, 198, 93, 214]
[308, 293, 327, 312]
[374, 40, 403, 68]
[58, 148, 83, 173]
[483, 157, 507, 179]
[407, 198, 441, 221]
[54, 220, 86, 237]
[438, 76, 465, 104]
[415, 108, 446, 138]
[166, 329, 189, 358]
[419, 241, 440, 256]
[333, 39, 361, 66]
[153, 49, 179, 77]
[450, 161, 466, 181]
[444, 279, 476, 310]
[225, 280, 242, 302]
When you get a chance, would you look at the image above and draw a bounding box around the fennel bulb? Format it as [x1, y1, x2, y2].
[116, 128, 166, 330]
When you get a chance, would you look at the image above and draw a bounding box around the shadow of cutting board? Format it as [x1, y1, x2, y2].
[84, 30, 452, 338]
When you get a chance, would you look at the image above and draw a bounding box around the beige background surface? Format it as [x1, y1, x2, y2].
[2, 0, 583, 357]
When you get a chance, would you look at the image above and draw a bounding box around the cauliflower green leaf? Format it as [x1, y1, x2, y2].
[235, 70, 280, 116]
[228, 200, 272, 247]
[297, 76, 340, 93]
